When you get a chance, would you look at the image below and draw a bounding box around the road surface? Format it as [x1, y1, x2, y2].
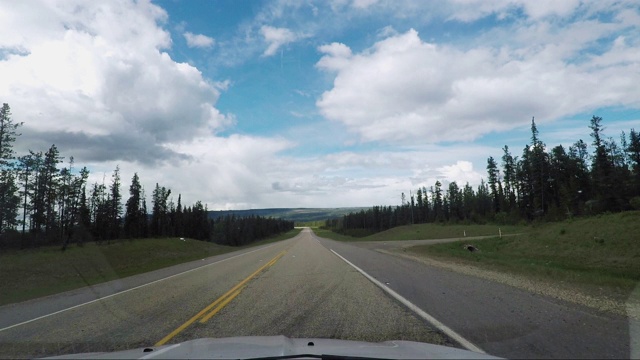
[0, 229, 635, 358]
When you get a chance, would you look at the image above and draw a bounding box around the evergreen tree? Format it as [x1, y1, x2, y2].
[589, 116, 616, 211]
[151, 183, 171, 237]
[476, 179, 491, 218]
[432, 181, 443, 221]
[27, 151, 45, 242]
[89, 182, 108, 243]
[568, 139, 591, 214]
[124, 173, 144, 238]
[415, 188, 424, 223]
[41, 145, 62, 242]
[17, 153, 37, 247]
[0, 103, 22, 167]
[462, 182, 474, 220]
[175, 194, 183, 237]
[0, 170, 19, 234]
[529, 117, 549, 215]
[108, 166, 122, 240]
[77, 167, 91, 229]
[447, 181, 462, 221]
[0, 103, 22, 237]
[627, 129, 640, 198]
[422, 186, 430, 222]
[486, 156, 500, 214]
[501, 145, 517, 211]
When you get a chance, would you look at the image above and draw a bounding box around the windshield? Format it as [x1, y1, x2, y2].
[0, 1, 639, 359]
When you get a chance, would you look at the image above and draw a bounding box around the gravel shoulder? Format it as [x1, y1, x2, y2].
[382, 247, 640, 320]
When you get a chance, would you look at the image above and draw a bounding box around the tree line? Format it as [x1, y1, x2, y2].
[327, 116, 640, 235]
[210, 215, 294, 246]
[0, 103, 293, 250]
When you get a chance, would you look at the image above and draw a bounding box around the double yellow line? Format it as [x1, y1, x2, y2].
[155, 250, 287, 346]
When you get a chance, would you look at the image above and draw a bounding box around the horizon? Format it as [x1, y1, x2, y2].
[2, 0, 639, 210]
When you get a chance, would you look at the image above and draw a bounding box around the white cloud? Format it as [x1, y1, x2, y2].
[316, 42, 352, 71]
[352, 0, 379, 9]
[316, 24, 640, 144]
[377, 25, 399, 38]
[183, 31, 215, 48]
[247, 139, 495, 208]
[131, 120, 493, 208]
[260, 25, 298, 56]
[0, 0, 233, 164]
[134, 135, 491, 209]
[79, 132, 298, 210]
[447, 0, 582, 22]
[4, 0, 638, 210]
[436, 161, 484, 186]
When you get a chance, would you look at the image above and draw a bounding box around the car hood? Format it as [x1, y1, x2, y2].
[43, 336, 501, 359]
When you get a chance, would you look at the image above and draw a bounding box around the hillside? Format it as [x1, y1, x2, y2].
[408, 211, 640, 290]
[208, 207, 367, 222]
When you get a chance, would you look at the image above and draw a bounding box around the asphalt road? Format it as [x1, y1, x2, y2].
[0, 228, 635, 358]
[315, 233, 634, 359]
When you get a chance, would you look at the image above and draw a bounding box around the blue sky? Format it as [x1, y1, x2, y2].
[1, 0, 640, 209]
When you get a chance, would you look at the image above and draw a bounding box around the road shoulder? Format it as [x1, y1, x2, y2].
[380, 247, 640, 320]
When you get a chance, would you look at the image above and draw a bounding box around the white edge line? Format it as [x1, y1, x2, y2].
[329, 248, 486, 354]
[0, 242, 284, 333]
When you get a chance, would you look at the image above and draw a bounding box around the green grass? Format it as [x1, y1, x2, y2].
[408, 212, 640, 290]
[312, 228, 365, 241]
[294, 221, 325, 228]
[316, 223, 528, 242]
[251, 228, 302, 244]
[0, 228, 302, 306]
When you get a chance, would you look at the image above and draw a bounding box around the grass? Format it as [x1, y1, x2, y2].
[315, 223, 528, 242]
[0, 228, 302, 306]
[294, 220, 326, 228]
[312, 228, 366, 241]
[407, 212, 640, 290]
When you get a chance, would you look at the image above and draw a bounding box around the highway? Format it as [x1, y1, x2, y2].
[0, 228, 634, 358]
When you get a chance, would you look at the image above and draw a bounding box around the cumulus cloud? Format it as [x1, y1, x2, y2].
[447, 0, 582, 21]
[183, 31, 215, 48]
[0, 0, 232, 164]
[5, 0, 637, 210]
[352, 0, 379, 9]
[256, 141, 494, 208]
[260, 25, 298, 56]
[316, 24, 640, 144]
[436, 161, 484, 186]
[316, 42, 352, 70]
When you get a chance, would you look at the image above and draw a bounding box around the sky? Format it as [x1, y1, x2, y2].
[1, 0, 640, 210]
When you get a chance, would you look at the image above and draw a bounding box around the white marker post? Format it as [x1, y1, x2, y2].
[499, 228, 502, 238]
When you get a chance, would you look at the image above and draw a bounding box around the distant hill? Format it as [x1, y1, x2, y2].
[207, 208, 367, 222]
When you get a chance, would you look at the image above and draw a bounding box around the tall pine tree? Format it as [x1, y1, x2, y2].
[0, 103, 22, 237]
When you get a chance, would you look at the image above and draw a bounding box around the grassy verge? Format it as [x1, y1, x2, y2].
[294, 220, 325, 228]
[312, 228, 363, 241]
[0, 228, 302, 306]
[247, 228, 302, 245]
[407, 212, 640, 290]
[315, 223, 528, 242]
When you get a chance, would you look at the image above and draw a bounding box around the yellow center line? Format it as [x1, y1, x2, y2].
[199, 286, 244, 323]
[155, 250, 287, 346]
